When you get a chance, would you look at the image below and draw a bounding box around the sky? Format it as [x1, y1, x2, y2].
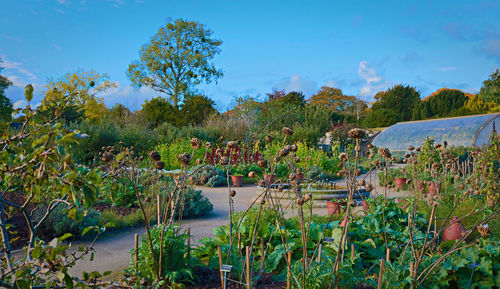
[1, 0, 499, 112]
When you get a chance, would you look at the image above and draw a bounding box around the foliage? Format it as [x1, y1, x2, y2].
[40, 69, 116, 123]
[34, 205, 101, 239]
[174, 185, 213, 219]
[309, 86, 367, 120]
[156, 138, 207, 170]
[413, 88, 468, 120]
[128, 19, 223, 108]
[189, 165, 226, 187]
[128, 225, 195, 286]
[479, 69, 500, 105]
[179, 93, 218, 126]
[141, 96, 179, 128]
[363, 107, 400, 128]
[371, 84, 421, 122]
[0, 59, 13, 122]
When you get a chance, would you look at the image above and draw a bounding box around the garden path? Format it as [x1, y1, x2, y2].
[67, 168, 407, 279]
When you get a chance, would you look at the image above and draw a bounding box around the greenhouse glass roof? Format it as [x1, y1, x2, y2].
[372, 113, 499, 151]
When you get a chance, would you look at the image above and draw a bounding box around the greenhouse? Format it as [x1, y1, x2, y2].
[372, 113, 499, 151]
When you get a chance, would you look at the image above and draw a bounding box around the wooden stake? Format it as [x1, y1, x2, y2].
[410, 261, 414, 278]
[351, 244, 355, 261]
[246, 246, 251, 289]
[386, 248, 390, 262]
[377, 259, 385, 289]
[286, 251, 291, 289]
[217, 245, 224, 289]
[317, 244, 322, 263]
[157, 194, 160, 226]
[238, 232, 241, 251]
[186, 227, 191, 258]
[134, 233, 139, 269]
[260, 238, 265, 268]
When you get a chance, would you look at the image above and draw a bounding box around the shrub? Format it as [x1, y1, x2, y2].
[34, 205, 101, 239]
[189, 165, 226, 187]
[177, 186, 213, 218]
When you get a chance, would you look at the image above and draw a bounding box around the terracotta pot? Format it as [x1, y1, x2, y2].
[263, 174, 275, 184]
[428, 182, 440, 196]
[394, 177, 407, 189]
[442, 216, 466, 242]
[231, 175, 243, 187]
[326, 201, 346, 215]
[296, 173, 304, 183]
[415, 180, 425, 193]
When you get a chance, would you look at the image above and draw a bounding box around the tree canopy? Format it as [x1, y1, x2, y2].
[309, 86, 367, 119]
[412, 88, 468, 120]
[40, 69, 115, 122]
[371, 84, 421, 122]
[0, 59, 13, 122]
[479, 69, 500, 105]
[128, 19, 223, 108]
[179, 93, 218, 126]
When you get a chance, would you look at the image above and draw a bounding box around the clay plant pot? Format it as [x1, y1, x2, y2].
[231, 175, 243, 187]
[415, 180, 426, 193]
[442, 216, 466, 242]
[326, 200, 346, 215]
[263, 174, 275, 185]
[394, 177, 407, 189]
[428, 182, 440, 196]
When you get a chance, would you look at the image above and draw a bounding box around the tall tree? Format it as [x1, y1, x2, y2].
[0, 59, 13, 122]
[41, 69, 115, 122]
[309, 86, 367, 119]
[128, 19, 223, 108]
[371, 84, 421, 121]
[479, 69, 500, 104]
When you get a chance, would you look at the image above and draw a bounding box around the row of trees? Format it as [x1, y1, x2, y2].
[1, 18, 499, 150]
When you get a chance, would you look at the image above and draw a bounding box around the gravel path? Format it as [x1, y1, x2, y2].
[67, 169, 407, 278]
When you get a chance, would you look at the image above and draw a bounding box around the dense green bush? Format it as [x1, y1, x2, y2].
[34, 205, 101, 239]
[178, 186, 213, 218]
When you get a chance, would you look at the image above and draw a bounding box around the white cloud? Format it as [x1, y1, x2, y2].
[275, 74, 317, 96]
[1, 56, 38, 85]
[325, 80, 337, 88]
[357, 61, 389, 100]
[437, 66, 457, 72]
[100, 82, 158, 110]
[13, 100, 26, 109]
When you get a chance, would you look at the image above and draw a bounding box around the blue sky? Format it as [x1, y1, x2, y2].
[1, 0, 499, 112]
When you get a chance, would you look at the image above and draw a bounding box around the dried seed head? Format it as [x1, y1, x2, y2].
[405, 153, 410, 158]
[339, 152, 348, 162]
[296, 198, 304, 206]
[294, 157, 301, 163]
[459, 183, 465, 190]
[355, 169, 361, 176]
[227, 141, 237, 150]
[178, 153, 192, 167]
[196, 158, 202, 164]
[406, 179, 411, 184]
[258, 179, 266, 187]
[274, 155, 281, 163]
[432, 163, 440, 170]
[260, 198, 266, 205]
[219, 156, 229, 165]
[435, 143, 442, 149]
[296, 168, 302, 174]
[347, 128, 366, 139]
[289, 173, 297, 181]
[145, 196, 151, 203]
[282, 127, 294, 136]
[257, 158, 268, 168]
[190, 138, 202, 149]
[477, 224, 490, 237]
[204, 141, 212, 149]
[200, 175, 208, 184]
[443, 141, 448, 148]
[367, 144, 374, 149]
[408, 146, 415, 151]
[230, 190, 236, 197]
[101, 151, 114, 163]
[304, 193, 312, 202]
[355, 145, 361, 152]
[248, 171, 256, 178]
[416, 147, 421, 152]
[358, 179, 366, 186]
[265, 135, 273, 143]
[279, 148, 290, 157]
[378, 147, 392, 159]
[155, 161, 165, 170]
[290, 144, 298, 152]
